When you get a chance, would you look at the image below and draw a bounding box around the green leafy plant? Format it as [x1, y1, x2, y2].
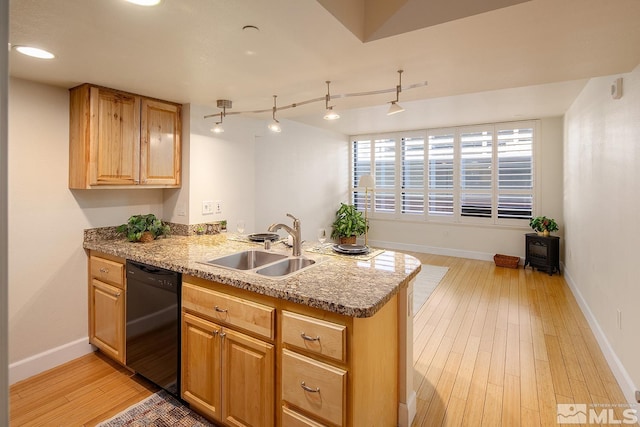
[331, 203, 367, 240]
[117, 214, 170, 242]
[529, 216, 558, 233]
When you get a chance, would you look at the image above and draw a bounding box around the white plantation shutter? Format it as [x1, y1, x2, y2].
[427, 132, 454, 217]
[351, 139, 371, 211]
[497, 127, 533, 219]
[460, 129, 493, 218]
[401, 136, 424, 214]
[374, 138, 396, 213]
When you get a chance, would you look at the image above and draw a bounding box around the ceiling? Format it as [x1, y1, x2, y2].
[9, 0, 640, 135]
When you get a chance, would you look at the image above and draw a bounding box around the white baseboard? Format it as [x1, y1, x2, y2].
[398, 391, 417, 427]
[563, 264, 639, 406]
[368, 239, 496, 262]
[9, 337, 94, 385]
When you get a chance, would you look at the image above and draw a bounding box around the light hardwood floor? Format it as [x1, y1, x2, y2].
[9, 255, 636, 426]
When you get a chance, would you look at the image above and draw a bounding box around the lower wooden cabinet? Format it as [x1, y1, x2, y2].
[181, 310, 275, 426]
[181, 274, 400, 427]
[88, 253, 126, 364]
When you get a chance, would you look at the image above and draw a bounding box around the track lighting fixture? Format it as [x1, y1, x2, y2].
[323, 81, 340, 120]
[210, 99, 231, 133]
[387, 70, 405, 116]
[268, 95, 281, 132]
[204, 70, 427, 128]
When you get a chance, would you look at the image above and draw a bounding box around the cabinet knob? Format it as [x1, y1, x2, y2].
[300, 381, 320, 393]
[99, 267, 109, 273]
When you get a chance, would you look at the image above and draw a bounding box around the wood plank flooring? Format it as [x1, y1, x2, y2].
[9, 254, 636, 426]
[408, 253, 636, 427]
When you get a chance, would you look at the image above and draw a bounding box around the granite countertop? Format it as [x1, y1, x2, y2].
[83, 232, 422, 318]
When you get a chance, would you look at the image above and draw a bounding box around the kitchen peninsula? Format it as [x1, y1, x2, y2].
[84, 230, 422, 427]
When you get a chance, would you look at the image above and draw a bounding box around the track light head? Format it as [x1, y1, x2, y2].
[324, 107, 340, 120]
[387, 101, 405, 115]
[268, 95, 281, 132]
[386, 70, 406, 115]
[323, 81, 340, 120]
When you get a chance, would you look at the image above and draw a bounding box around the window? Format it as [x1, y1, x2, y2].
[351, 121, 536, 225]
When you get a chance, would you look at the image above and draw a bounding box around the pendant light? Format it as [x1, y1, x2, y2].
[268, 95, 281, 132]
[210, 99, 231, 134]
[387, 69, 405, 116]
[323, 81, 340, 120]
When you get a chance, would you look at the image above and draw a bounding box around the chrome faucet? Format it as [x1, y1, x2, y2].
[268, 213, 302, 256]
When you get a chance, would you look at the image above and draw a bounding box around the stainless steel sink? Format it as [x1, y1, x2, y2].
[201, 249, 317, 278]
[202, 249, 287, 270]
[256, 257, 316, 277]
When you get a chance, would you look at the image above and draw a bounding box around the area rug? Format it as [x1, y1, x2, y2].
[97, 390, 213, 426]
[413, 264, 449, 314]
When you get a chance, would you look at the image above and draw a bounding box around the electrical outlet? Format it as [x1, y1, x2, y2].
[202, 200, 214, 215]
[176, 203, 186, 217]
[215, 200, 223, 214]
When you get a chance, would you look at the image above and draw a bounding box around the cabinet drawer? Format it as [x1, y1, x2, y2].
[182, 282, 275, 340]
[90, 256, 124, 288]
[282, 349, 346, 426]
[282, 406, 327, 427]
[282, 311, 346, 362]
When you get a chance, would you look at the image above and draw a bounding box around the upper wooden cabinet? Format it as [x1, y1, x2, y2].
[69, 84, 182, 189]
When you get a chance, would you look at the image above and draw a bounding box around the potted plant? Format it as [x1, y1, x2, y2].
[529, 216, 558, 237]
[331, 203, 367, 244]
[117, 214, 170, 242]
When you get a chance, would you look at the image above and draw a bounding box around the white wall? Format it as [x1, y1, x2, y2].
[564, 65, 640, 402]
[367, 117, 564, 260]
[1, 0, 9, 420]
[7, 78, 166, 382]
[185, 106, 260, 230]
[254, 120, 349, 242]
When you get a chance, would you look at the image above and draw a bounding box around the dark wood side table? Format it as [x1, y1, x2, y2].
[524, 233, 560, 275]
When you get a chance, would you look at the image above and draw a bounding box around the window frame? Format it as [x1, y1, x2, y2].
[350, 120, 539, 227]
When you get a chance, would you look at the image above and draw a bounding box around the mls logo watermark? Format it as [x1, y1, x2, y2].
[557, 403, 638, 424]
[557, 404, 587, 424]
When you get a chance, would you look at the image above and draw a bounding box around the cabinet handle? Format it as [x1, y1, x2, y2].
[220, 331, 226, 339]
[300, 381, 320, 393]
[212, 330, 219, 336]
[300, 332, 320, 342]
[102, 288, 120, 297]
[99, 267, 109, 273]
[214, 306, 228, 313]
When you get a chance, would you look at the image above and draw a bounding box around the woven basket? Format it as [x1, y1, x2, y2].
[494, 254, 519, 269]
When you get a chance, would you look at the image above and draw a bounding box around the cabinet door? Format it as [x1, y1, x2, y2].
[140, 99, 181, 186]
[89, 86, 140, 185]
[221, 328, 274, 427]
[89, 279, 125, 364]
[181, 312, 222, 423]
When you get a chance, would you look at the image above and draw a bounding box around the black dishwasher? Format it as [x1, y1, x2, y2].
[126, 260, 181, 396]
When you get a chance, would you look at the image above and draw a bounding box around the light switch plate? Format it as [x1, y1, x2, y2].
[202, 200, 214, 215]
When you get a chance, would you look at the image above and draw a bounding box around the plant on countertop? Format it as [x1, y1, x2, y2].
[529, 216, 559, 233]
[331, 203, 367, 242]
[117, 214, 170, 242]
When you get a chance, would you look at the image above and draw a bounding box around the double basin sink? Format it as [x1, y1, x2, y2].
[201, 249, 316, 279]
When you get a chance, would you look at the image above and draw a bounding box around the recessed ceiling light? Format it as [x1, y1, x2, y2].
[125, 0, 162, 6]
[13, 46, 55, 59]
